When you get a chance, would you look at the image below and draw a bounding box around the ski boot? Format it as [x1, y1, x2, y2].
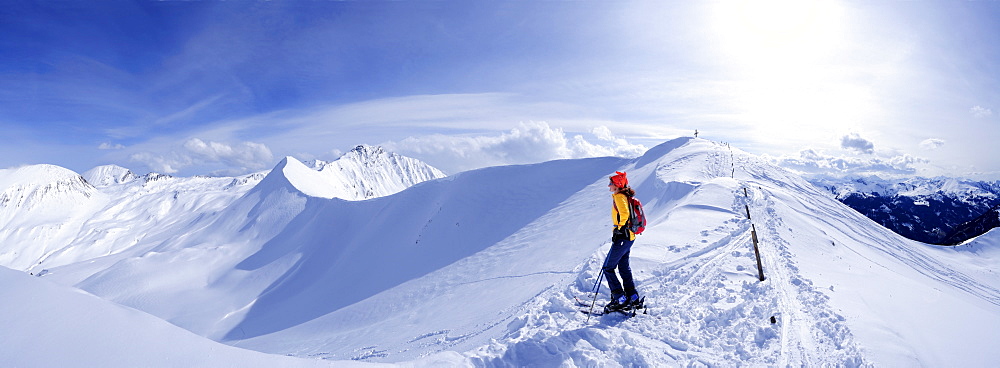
[627, 294, 643, 308]
[604, 294, 628, 314]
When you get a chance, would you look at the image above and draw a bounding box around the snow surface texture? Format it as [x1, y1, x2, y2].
[2, 139, 999, 366]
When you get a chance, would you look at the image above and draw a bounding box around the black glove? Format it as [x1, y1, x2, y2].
[613, 226, 627, 238]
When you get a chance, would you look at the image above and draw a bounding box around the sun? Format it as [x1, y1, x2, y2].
[708, 0, 861, 145]
[710, 0, 845, 69]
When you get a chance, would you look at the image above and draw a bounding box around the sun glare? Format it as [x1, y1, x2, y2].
[712, 0, 844, 64]
[709, 0, 858, 146]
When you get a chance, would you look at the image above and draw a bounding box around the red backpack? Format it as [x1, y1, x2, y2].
[626, 195, 647, 235]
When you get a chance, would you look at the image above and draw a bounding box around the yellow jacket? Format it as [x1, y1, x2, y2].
[612, 192, 636, 241]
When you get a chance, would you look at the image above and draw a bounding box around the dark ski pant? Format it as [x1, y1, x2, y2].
[603, 235, 636, 299]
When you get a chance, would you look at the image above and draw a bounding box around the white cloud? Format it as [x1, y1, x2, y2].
[840, 133, 874, 154]
[98, 142, 125, 150]
[971, 105, 993, 118]
[799, 148, 824, 161]
[386, 122, 647, 174]
[591, 126, 648, 157]
[129, 152, 182, 174]
[129, 138, 273, 175]
[182, 138, 272, 169]
[592, 126, 615, 141]
[773, 148, 929, 177]
[919, 138, 945, 150]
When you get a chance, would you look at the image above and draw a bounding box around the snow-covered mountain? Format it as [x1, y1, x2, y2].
[0, 146, 446, 273]
[300, 145, 447, 200]
[0, 164, 101, 270]
[945, 204, 1000, 245]
[2, 138, 999, 366]
[83, 164, 140, 187]
[810, 176, 1000, 244]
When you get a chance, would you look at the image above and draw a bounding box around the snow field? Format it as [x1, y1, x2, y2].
[0, 266, 392, 368]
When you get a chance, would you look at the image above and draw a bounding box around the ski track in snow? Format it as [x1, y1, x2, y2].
[751, 188, 865, 367]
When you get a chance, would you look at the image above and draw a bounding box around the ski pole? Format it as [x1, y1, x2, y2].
[586, 269, 604, 323]
[586, 248, 611, 323]
[590, 261, 604, 293]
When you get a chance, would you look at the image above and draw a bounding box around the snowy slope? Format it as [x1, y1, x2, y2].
[3, 138, 999, 366]
[1, 168, 261, 274]
[0, 265, 473, 367]
[0, 266, 377, 367]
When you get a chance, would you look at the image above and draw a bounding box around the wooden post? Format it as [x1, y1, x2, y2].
[750, 224, 766, 281]
[743, 187, 765, 281]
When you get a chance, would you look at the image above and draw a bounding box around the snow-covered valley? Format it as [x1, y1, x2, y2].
[2, 138, 998, 366]
[810, 176, 1000, 245]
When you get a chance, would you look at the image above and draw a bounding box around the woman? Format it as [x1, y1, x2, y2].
[605, 171, 639, 311]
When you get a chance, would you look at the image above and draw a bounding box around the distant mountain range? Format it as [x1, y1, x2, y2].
[810, 176, 1000, 245]
[0, 145, 445, 272]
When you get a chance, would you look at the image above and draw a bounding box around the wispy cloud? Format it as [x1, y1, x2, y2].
[129, 138, 273, 175]
[104, 95, 229, 140]
[971, 105, 993, 118]
[98, 143, 125, 150]
[919, 138, 945, 150]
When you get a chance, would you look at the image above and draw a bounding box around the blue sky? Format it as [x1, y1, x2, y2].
[1, 1, 998, 179]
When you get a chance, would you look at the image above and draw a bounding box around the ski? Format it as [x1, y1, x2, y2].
[580, 306, 639, 317]
[579, 297, 648, 318]
[577, 296, 648, 318]
[575, 296, 597, 307]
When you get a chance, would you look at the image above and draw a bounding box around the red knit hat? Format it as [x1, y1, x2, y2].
[609, 171, 628, 188]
